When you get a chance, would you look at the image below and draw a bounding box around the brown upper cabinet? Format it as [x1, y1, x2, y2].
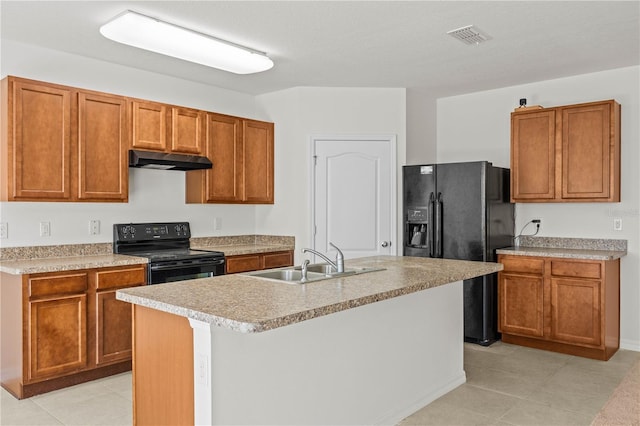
[510, 100, 620, 202]
[2, 76, 274, 204]
[131, 100, 205, 155]
[186, 113, 274, 204]
[1, 76, 128, 202]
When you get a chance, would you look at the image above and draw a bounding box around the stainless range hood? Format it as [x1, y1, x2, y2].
[129, 150, 212, 171]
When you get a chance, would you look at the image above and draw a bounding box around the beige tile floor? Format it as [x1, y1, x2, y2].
[400, 342, 640, 426]
[1, 342, 638, 425]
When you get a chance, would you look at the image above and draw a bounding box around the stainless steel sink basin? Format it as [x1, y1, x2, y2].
[242, 263, 385, 284]
[247, 269, 327, 282]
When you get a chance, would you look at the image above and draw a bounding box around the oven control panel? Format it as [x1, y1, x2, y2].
[113, 222, 191, 242]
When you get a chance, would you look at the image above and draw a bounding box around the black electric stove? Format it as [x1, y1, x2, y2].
[113, 222, 225, 284]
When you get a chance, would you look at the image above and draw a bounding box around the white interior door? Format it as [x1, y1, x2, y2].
[311, 135, 396, 259]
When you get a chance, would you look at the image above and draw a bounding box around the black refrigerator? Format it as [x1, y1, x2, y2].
[403, 161, 514, 346]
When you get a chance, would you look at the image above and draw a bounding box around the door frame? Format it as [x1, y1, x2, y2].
[309, 134, 398, 254]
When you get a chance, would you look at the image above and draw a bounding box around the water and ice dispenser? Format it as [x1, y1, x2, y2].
[404, 207, 430, 256]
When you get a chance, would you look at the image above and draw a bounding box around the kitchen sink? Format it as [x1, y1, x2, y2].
[242, 263, 385, 284]
[247, 269, 327, 282]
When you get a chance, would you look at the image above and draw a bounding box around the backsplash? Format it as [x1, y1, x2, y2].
[518, 236, 627, 252]
[190, 235, 295, 247]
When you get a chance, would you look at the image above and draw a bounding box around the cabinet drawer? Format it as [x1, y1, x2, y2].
[226, 255, 262, 274]
[500, 256, 544, 274]
[96, 266, 146, 290]
[263, 251, 293, 269]
[551, 260, 601, 279]
[28, 273, 88, 299]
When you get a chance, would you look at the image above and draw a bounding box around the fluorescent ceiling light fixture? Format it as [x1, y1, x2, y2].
[100, 10, 274, 74]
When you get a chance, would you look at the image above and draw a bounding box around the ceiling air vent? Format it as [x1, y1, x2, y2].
[447, 25, 491, 45]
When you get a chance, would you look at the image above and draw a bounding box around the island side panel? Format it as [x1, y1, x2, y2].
[201, 280, 464, 425]
[0, 273, 24, 398]
[132, 305, 194, 425]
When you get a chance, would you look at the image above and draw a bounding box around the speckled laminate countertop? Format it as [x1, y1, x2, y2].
[496, 247, 626, 260]
[190, 235, 294, 256]
[496, 236, 627, 260]
[0, 235, 295, 275]
[0, 254, 149, 275]
[116, 255, 502, 333]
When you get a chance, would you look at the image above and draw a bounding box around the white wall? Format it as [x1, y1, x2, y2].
[255, 87, 406, 262]
[436, 66, 640, 351]
[406, 88, 437, 164]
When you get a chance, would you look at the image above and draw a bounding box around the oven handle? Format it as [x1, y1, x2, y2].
[150, 258, 225, 271]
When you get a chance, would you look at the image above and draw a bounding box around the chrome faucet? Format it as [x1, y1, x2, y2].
[302, 242, 345, 273]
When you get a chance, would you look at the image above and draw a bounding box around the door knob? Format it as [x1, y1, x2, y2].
[381, 241, 390, 247]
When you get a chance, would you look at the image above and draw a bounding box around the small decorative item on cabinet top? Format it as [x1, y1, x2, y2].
[513, 105, 544, 112]
[513, 97, 544, 112]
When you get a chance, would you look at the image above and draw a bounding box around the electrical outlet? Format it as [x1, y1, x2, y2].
[613, 218, 623, 231]
[89, 220, 101, 235]
[0, 222, 7, 239]
[213, 217, 222, 231]
[197, 353, 208, 385]
[532, 218, 542, 234]
[40, 221, 51, 237]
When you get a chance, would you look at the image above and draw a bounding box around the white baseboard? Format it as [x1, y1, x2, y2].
[374, 372, 467, 426]
[620, 339, 640, 352]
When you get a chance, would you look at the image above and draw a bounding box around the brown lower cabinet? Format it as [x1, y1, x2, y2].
[225, 250, 294, 274]
[498, 254, 620, 360]
[0, 264, 146, 399]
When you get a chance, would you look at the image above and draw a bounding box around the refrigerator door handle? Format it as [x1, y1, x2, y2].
[428, 192, 435, 257]
[435, 192, 443, 258]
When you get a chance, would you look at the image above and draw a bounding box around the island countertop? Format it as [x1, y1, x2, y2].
[116, 255, 502, 333]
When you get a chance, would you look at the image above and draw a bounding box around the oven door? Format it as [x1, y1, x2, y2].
[149, 258, 225, 284]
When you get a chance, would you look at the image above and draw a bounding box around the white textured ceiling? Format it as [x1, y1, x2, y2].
[1, 1, 639, 96]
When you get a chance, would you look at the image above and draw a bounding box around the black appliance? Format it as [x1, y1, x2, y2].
[403, 161, 514, 346]
[113, 222, 225, 284]
[129, 149, 212, 171]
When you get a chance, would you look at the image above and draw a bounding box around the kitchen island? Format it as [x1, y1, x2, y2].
[117, 255, 502, 425]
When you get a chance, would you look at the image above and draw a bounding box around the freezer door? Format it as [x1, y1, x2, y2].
[436, 161, 488, 261]
[403, 165, 436, 207]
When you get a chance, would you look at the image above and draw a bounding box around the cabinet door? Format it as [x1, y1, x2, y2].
[498, 272, 544, 337]
[561, 102, 611, 200]
[78, 92, 128, 201]
[510, 110, 556, 201]
[550, 278, 601, 346]
[243, 119, 274, 203]
[8, 79, 72, 200]
[94, 266, 145, 366]
[204, 113, 243, 202]
[132, 100, 167, 151]
[95, 290, 135, 365]
[171, 107, 204, 154]
[28, 295, 87, 381]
